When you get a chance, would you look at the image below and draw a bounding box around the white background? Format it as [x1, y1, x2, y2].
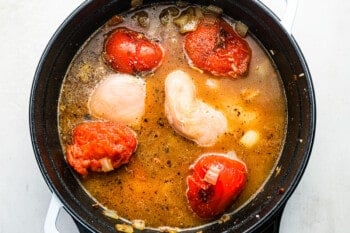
[0, 0, 349, 232]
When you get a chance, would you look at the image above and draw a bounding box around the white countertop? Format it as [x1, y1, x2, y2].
[1, 0, 349, 232]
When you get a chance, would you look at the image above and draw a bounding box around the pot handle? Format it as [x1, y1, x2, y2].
[45, 194, 89, 233]
[45, 194, 63, 233]
[259, 0, 299, 33]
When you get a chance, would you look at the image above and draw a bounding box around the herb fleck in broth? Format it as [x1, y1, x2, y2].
[58, 4, 286, 228]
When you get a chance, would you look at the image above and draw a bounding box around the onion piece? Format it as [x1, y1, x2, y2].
[100, 157, 114, 172]
[131, 219, 146, 230]
[205, 5, 223, 15]
[219, 214, 231, 223]
[115, 224, 134, 233]
[103, 209, 119, 220]
[173, 7, 203, 33]
[159, 7, 180, 25]
[235, 21, 249, 37]
[132, 11, 149, 28]
[240, 130, 259, 147]
[203, 164, 223, 185]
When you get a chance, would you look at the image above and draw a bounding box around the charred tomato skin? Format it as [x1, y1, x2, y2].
[103, 27, 163, 74]
[184, 17, 251, 78]
[186, 154, 247, 219]
[66, 121, 137, 176]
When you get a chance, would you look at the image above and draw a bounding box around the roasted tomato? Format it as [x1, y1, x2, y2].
[103, 27, 163, 74]
[66, 121, 137, 176]
[186, 152, 247, 219]
[184, 16, 251, 78]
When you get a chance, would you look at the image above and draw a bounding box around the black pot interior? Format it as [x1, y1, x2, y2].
[30, 0, 316, 232]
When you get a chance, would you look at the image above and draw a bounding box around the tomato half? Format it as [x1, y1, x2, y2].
[103, 27, 163, 74]
[184, 16, 251, 78]
[186, 153, 247, 219]
[66, 121, 137, 175]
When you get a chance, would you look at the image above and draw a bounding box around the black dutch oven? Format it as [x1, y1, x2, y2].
[29, 0, 316, 232]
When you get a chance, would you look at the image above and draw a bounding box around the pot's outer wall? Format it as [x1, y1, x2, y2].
[30, 0, 316, 232]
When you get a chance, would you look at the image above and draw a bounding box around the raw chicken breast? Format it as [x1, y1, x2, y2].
[165, 70, 227, 147]
[89, 73, 146, 126]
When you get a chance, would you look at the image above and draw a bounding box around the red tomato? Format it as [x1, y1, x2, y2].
[66, 121, 137, 175]
[184, 17, 251, 78]
[186, 153, 247, 219]
[103, 27, 163, 74]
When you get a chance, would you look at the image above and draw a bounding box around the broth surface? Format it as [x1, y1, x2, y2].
[58, 3, 286, 228]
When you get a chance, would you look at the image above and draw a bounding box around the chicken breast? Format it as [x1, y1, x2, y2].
[165, 70, 227, 147]
[89, 73, 146, 126]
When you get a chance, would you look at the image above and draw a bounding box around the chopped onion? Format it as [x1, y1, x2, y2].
[159, 7, 180, 25]
[132, 11, 149, 28]
[103, 209, 119, 219]
[240, 130, 259, 147]
[205, 5, 223, 15]
[173, 7, 203, 33]
[115, 224, 134, 233]
[100, 157, 114, 172]
[204, 164, 223, 185]
[235, 21, 249, 37]
[218, 214, 231, 223]
[131, 219, 146, 230]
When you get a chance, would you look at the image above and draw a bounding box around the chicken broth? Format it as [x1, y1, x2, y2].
[58, 3, 286, 229]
